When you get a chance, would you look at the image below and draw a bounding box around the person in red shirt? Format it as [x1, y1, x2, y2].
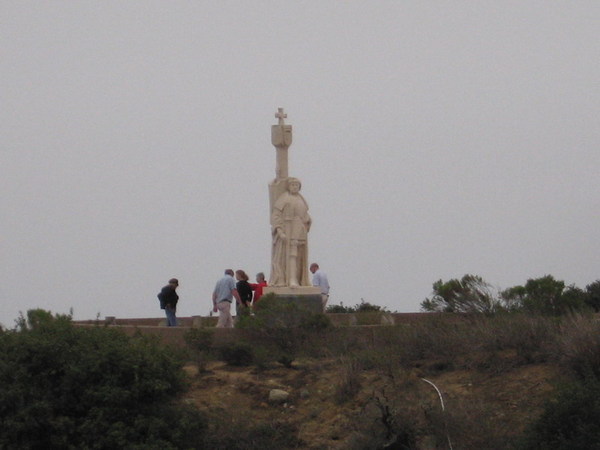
[249, 272, 268, 307]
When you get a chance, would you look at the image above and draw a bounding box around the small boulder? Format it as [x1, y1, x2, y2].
[269, 389, 290, 403]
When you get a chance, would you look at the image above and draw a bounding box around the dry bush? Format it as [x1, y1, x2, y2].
[555, 313, 600, 379]
[359, 317, 476, 374]
[203, 407, 304, 449]
[334, 356, 363, 404]
[455, 314, 561, 372]
[333, 314, 563, 380]
[424, 397, 520, 449]
[334, 317, 482, 377]
[348, 386, 420, 450]
[473, 314, 559, 361]
[314, 327, 372, 357]
[400, 314, 560, 372]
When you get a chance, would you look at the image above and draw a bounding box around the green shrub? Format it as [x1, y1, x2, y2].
[523, 377, 600, 449]
[502, 275, 591, 316]
[299, 310, 333, 330]
[237, 293, 333, 366]
[184, 327, 216, 372]
[326, 299, 388, 314]
[250, 344, 272, 370]
[421, 274, 501, 313]
[585, 280, 600, 311]
[239, 291, 335, 332]
[218, 341, 254, 366]
[0, 309, 207, 449]
[326, 302, 355, 313]
[184, 327, 214, 351]
[355, 299, 387, 313]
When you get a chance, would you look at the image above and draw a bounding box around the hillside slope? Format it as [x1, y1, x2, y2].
[182, 354, 561, 449]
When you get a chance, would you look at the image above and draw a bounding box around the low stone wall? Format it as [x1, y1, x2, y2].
[72, 312, 446, 347]
[75, 312, 433, 328]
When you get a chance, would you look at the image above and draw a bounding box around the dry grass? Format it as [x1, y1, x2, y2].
[182, 313, 600, 448]
[555, 313, 600, 379]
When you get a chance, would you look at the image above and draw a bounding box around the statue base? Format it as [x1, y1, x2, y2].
[263, 286, 323, 313]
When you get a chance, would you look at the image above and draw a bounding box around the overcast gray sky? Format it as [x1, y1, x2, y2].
[2, 2, 599, 327]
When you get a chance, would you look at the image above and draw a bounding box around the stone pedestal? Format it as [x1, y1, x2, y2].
[263, 286, 323, 313]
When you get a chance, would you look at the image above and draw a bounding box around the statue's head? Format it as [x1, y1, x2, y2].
[287, 177, 302, 192]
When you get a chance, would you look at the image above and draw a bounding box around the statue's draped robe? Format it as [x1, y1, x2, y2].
[269, 191, 311, 287]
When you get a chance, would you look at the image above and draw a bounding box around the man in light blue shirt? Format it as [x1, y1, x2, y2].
[212, 269, 241, 328]
[310, 263, 330, 312]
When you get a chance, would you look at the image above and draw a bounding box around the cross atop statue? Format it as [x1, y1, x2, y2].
[275, 107, 287, 126]
[271, 107, 293, 179]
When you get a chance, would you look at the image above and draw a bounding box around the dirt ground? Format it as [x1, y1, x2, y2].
[182, 355, 561, 449]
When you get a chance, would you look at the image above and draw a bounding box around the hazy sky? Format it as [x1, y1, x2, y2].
[2, 2, 599, 327]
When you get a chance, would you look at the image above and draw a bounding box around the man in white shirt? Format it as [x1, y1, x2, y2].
[310, 263, 330, 312]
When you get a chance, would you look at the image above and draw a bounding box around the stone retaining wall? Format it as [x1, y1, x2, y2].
[72, 312, 448, 347]
[76, 312, 433, 328]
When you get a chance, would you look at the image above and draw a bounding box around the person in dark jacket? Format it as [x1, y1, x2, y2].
[235, 270, 253, 315]
[158, 278, 179, 326]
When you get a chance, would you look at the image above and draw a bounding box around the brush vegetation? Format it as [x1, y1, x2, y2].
[3, 275, 600, 448]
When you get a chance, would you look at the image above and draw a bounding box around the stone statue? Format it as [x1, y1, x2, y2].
[263, 108, 321, 311]
[269, 177, 312, 287]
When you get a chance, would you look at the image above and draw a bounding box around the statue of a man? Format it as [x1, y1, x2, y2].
[269, 177, 312, 287]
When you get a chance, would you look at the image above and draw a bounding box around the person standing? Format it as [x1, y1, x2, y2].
[249, 272, 268, 307]
[310, 263, 330, 312]
[157, 278, 179, 326]
[212, 269, 242, 328]
[235, 269, 253, 315]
